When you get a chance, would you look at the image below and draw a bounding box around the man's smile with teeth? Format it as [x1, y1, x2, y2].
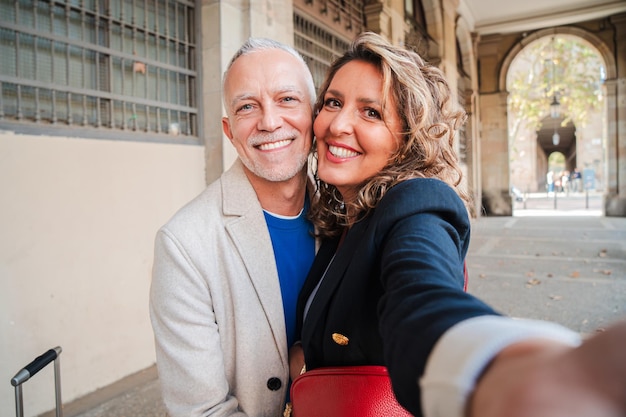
[257, 139, 292, 151]
[329, 145, 359, 158]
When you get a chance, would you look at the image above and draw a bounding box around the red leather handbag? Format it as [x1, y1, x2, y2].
[289, 365, 412, 417]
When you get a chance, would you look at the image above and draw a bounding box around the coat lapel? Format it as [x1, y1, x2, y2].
[221, 161, 288, 363]
[301, 218, 370, 341]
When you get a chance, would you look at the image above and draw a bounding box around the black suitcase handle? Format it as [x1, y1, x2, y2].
[11, 346, 63, 417]
[11, 347, 61, 386]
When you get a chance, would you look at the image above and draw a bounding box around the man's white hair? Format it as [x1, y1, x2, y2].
[222, 37, 316, 109]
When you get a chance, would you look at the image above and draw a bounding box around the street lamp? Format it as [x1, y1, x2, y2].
[548, 37, 561, 147]
[550, 95, 560, 118]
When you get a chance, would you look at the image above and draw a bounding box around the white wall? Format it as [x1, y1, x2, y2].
[0, 131, 206, 416]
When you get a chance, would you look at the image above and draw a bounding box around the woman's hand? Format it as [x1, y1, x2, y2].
[289, 342, 306, 382]
[469, 320, 626, 417]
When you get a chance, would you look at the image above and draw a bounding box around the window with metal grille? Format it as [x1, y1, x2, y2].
[0, 0, 197, 144]
[293, 10, 351, 92]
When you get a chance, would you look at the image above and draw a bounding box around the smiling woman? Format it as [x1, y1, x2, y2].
[290, 32, 626, 417]
[314, 59, 403, 203]
[307, 32, 469, 238]
[292, 32, 484, 416]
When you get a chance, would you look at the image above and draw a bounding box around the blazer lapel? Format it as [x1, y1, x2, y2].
[301, 219, 370, 340]
[222, 161, 288, 363]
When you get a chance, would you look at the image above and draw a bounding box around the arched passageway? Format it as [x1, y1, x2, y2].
[535, 117, 577, 192]
[506, 33, 607, 207]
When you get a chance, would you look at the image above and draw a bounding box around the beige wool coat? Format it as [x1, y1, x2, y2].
[150, 159, 291, 417]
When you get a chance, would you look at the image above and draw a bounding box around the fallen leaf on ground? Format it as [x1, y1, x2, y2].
[570, 271, 580, 278]
[526, 278, 541, 287]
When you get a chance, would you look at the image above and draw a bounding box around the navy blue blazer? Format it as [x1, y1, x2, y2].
[297, 178, 499, 415]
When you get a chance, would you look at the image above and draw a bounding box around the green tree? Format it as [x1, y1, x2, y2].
[507, 36, 605, 138]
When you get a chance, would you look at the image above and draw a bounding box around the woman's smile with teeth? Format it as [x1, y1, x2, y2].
[258, 139, 292, 151]
[329, 145, 359, 158]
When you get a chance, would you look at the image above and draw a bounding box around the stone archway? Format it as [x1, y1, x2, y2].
[499, 27, 616, 214]
[498, 27, 616, 93]
[500, 28, 612, 208]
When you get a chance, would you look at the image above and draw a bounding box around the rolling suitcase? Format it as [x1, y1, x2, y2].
[10, 346, 63, 417]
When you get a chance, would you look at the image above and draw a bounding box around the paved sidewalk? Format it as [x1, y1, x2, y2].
[467, 214, 626, 336]
[56, 210, 626, 417]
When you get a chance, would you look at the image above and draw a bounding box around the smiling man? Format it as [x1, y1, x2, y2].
[149, 38, 317, 417]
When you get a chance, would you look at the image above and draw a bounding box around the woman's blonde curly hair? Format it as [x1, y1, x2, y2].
[310, 32, 472, 239]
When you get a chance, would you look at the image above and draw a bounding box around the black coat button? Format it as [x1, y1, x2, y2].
[266, 377, 282, 391]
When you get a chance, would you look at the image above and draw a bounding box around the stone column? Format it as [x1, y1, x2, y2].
[465, 89, 482, 218]
[477, 34, 512, 215]
[605, 13, 626, 216]
[479, 91, 512, 215]
[440, 0, 459, 84]
[605, 79, 619, 195]
[199, 0, 223, 183]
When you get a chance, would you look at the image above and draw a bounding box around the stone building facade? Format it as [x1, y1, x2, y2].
[196, 0, 626, 216]
[1, 1, 625, 414]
